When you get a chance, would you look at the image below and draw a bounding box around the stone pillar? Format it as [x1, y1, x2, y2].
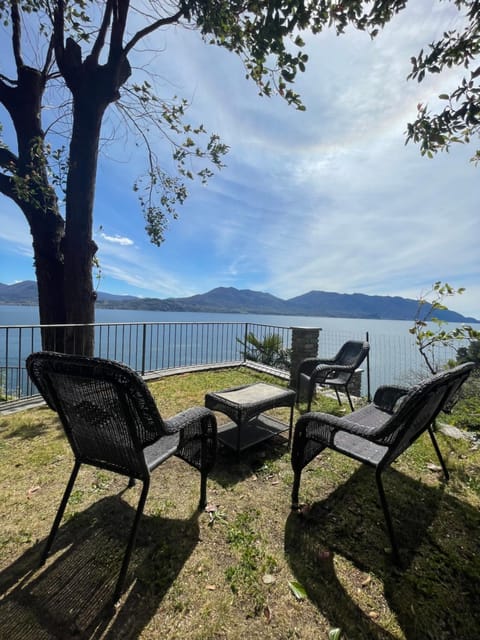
[289, 327, 320, 390]
[349, 370, 363, 398]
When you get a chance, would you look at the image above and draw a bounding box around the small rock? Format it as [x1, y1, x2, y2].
[437, 424, 469, 440]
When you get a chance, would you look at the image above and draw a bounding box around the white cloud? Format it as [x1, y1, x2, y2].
[99, 232, 134, 246]
[1, 0, 479, 319]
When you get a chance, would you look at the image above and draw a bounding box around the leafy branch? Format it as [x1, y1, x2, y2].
[119, 83, 228, 245]
[409, 281, 480, 374]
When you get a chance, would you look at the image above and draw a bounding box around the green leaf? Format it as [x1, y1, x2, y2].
[329, 630, 344, 640]
[439, 94, 450, 100]
[288, 580, 307, 600]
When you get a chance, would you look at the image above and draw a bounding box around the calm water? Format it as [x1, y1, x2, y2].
[0, 304, 426, 336]
[1, 305, 478, 397]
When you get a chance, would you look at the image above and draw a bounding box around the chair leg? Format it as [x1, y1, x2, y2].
[41, 460, 81, 565]
[375, 469, 400, 563]
[199, 471, 208, 510]
[428, 424, 450, 481]
[291, 470, 302, 507]
[306, 385, 313, 412]
[288, 404, 294, 447]
[113, 478, 150, 604]
[333, 386, 342, 406]
[307, 378, 318, 412]
[345, 387, 354, 412]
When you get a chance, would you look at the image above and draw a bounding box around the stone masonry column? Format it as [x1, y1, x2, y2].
[289, 327, 320, 390]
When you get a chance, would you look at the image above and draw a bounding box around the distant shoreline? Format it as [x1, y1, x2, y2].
[1, 281, 478, 323]
[1, 302, 479, 326]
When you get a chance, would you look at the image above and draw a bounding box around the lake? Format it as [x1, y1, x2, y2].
[0, 304, 427, 336]
[1, 305, 477, 400]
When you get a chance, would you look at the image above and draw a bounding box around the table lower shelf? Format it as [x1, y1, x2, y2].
[218, 414, 291, 453]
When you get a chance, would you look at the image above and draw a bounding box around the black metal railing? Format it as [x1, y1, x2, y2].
[0, 319, 460, 404]
[0, 321, 292, 402]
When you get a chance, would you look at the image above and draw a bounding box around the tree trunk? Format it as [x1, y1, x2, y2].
[62, 94, 104, 355]
[2, 65, 68, 351]
[1, 26, 131, 356]
[28, 205, 67, 351]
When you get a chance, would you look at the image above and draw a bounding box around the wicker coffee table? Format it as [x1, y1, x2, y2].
[205, 382, 296, 457]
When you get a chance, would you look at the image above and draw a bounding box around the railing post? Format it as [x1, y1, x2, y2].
[366, 330, 371, 401]
[289, 327, 321, 390]
[141, 323, 147, 376]
[243, 323, 249, 362]
[5, 326, 9, 401]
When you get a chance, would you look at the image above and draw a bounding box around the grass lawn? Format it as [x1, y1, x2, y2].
[0, 366, 479, 639]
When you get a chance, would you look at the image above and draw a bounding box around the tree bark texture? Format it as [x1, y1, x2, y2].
[0, 65, 68, 350]
[62, 94, 104, 355]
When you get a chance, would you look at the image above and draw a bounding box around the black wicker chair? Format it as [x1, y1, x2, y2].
[26, 351, 217, 604]
[291, 362, 474, 561]
[296, 340, 370, 411]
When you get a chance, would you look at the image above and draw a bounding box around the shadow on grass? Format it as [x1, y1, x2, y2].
[2, 407, 64, 441]
[3, 422, 52, 441]
[211, 433, 290, 488]
[285, 466, 480, 640]
[0, 494, 200, 639]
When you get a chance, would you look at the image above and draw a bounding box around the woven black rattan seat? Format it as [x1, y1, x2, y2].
[291, 362, 475, 561]
[297, 340, 370, 411]
[26, 351, 217, 604]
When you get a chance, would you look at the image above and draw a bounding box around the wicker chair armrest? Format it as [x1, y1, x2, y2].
[295, 411, 375, 443]
[373, 385, 410, 413]
[311, 362, 355, 381]
[165, 406, 217, 472]
[295, 411, 344, 441]
[292, 411, 377, 474]
[163, 406, 205, 433]
[298, 357, 335, 377]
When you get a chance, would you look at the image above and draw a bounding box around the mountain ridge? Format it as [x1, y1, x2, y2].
[0, 281, 477, 323]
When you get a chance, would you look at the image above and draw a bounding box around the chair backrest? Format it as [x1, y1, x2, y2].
[324, 341, 370, 386]
[333, 340, 370, 369]
[26, 351, 167, 479]
[370, 362, 474, 461]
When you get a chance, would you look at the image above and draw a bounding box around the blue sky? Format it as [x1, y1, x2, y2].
[0, 1, 479, 318]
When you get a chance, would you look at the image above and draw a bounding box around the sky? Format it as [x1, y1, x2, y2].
[0, 1, 479, 319]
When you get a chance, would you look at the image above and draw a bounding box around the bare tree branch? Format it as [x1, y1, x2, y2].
[0, 148, 19, 171]
[10, 0, 23, 70]
[53, 0, 66, 73]
[0, 171, 16, 200]
[116, 97, 157, 170]
[0, 74, 16, 86]
[91, 0, 114, 62]
[109, 0, 129, 61]
[123, 8, 185, 56]
[42, 33, 56, 78]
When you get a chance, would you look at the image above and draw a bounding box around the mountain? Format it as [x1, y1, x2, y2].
[0, 280, 39, 304]
[0, 281, 477, 323]
[165, 287, 289, 314]
[285, 290, 454, 321]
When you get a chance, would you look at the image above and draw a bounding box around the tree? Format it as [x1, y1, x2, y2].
[0, 0, 315, 354]
[405, 0, 480, 162]
[323, 0, 480, 161]
[409, 281, 480, 374]
[1, 1, 478, 355]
